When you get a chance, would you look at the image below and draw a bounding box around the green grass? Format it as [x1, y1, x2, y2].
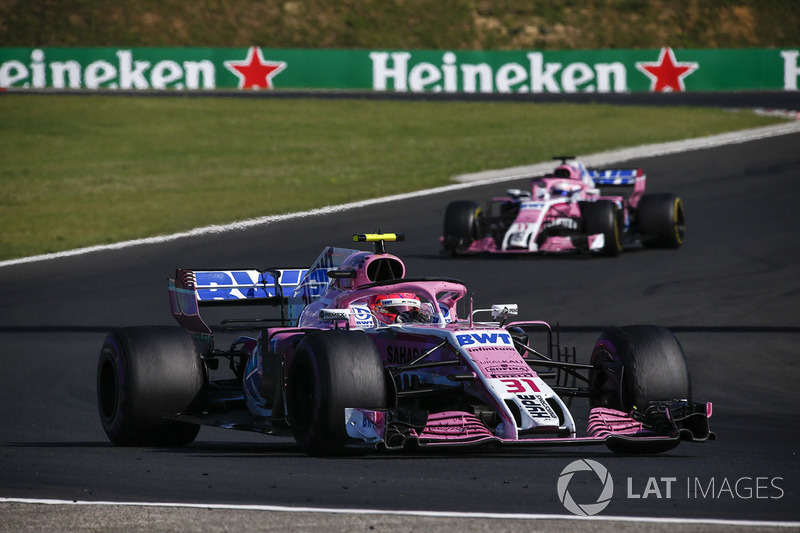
[0, 94, 785, 261]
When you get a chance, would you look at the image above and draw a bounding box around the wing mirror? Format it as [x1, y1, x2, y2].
[472, 304, 519, 321]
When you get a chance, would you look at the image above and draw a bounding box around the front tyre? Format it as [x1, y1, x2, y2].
[443, 200, 481, 255]
[637, 193, 685, 248]
[97, 326, 204, 447]
[589, 325, 691, 412]
[582, 200, 622, 256]
[286, 330, 387, 455]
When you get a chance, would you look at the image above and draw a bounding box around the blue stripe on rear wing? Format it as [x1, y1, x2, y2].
[588, 169, 639, 186]
[193, 269, 307, 302]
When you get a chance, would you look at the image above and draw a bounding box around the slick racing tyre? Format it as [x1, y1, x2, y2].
[637, 193, 685, 248]
[286, 330, 387, 456]
[588, 325, 691, 412]
[582, 200, 622, 256]
[97, 326, 204, 447]
[443, 200, 481, 255]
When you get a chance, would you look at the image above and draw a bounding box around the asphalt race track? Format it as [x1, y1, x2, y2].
[1, 130, 799, 530]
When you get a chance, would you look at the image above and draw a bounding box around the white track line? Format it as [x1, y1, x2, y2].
[1, 121, 798, 270]
[1, 498, 798, 528]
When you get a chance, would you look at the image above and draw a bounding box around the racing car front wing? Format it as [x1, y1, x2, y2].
[457, 234, 607, 254]
[344, 400, 713, 453]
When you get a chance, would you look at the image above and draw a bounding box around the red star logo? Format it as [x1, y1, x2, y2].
[636, 47, 698, 92]
[224, 47, 286, 90]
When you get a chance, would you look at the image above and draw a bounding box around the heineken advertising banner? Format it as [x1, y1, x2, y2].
[1, 47, 798, 93]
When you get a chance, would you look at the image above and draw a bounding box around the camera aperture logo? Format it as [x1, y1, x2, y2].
[557, 459, 614, 516]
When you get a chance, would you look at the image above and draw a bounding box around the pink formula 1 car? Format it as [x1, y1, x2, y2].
[97, 234, 711, 455]
[442, 156, 685, 256]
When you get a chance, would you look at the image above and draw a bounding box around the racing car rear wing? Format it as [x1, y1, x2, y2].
[168, 268, 308, 336]
[588, 168, 643, 186]
[168, 246, 360, 336]
[587, 168, 646, 204]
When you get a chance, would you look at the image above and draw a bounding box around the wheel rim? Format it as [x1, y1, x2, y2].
[673, 198, 685, 245]
[611, 213, 622, 253]
[590, 348, 626, 409]
[98, 355, 119, 423]
[288, 359, 315, 432]
[471, 207, 481, 240]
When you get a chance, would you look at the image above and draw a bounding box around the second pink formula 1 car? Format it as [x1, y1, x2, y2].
[442, 156, 685, 256]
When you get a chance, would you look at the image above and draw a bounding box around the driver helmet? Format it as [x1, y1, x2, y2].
[551, 183, 572, 196]
[369, 292, 421, 324]
[550, 181, 580, 198]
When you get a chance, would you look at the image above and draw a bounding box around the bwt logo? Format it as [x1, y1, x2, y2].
[456, 332, 512, 346]
[557, 459, 614, 516]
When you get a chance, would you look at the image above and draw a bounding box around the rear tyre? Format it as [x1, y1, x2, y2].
[637, 193, 685, 248]
[97, 326, 204, 447]
[286, 330, 387, 455]
[582, 200, 622, 256]
[589, 325, 691, 412]
[443, 200, 481, 254]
